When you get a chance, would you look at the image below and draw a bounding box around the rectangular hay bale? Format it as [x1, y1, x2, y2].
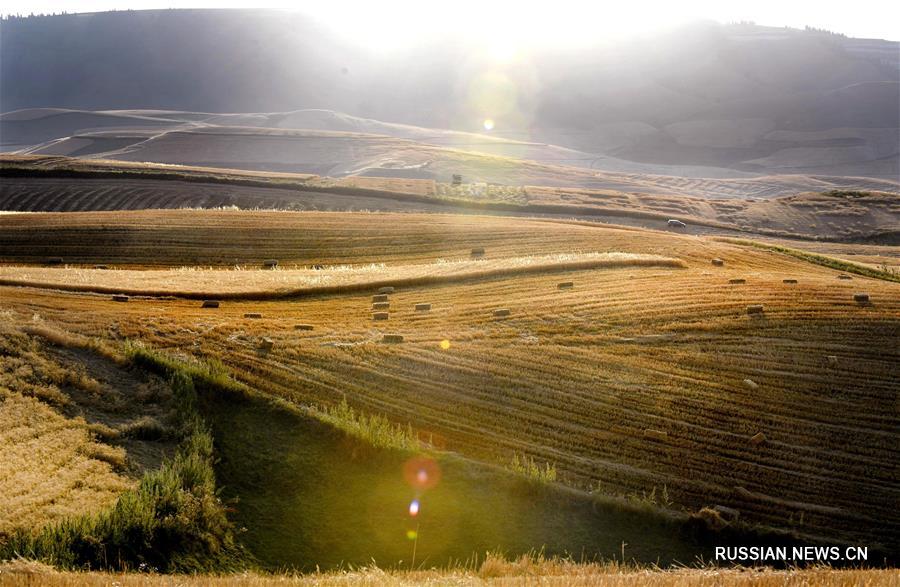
[294, 324, 314, 331]
[853, 293, 870, 303]
[728, 278, 746, 284]
[373, 302, 390, 310]
[373, 312, 389, 321]
[112, 295, 129, 303]
[557, 281, 574, 289]
[244, 312, 263, 319]
[643, 429, 668, 441]
[201, 300, 220, 308]
[372, 294, 389, 303]
[382, 334, 404, 343]
[415, 303, 432, 311]
[492, 308, 510, 317]
[746, 304, 764, 315]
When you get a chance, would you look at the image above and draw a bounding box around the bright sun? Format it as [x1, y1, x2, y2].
[482, 119, 495, 131]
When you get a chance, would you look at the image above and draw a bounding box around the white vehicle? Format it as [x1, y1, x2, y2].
[667, 219, 686, 228]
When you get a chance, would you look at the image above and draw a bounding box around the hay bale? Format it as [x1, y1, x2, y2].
[746, 304, 764, 315]
[378, 286, 395, 294]
[294, 324, 314, 331]
[415, 303, 432, 312]
[259, 337, 274, 351]
[783, 279, 798, 284]
[643, 428, 668, 441]
[45, 257, 63, 265]
[853, 293, 870, 303]
[743, 378, 759, 390]
[492, 308, 510, 317]
[244, 312, 263, 319]
[749, 432, 767, 446]
[712, 505, 740, 522]
[111, 294, 129, 303]
[262, 259, 278, 269]
[837, 274, 853, 280]
[711, 258, 725, 266]
[382, 334, 404, 343]
[728, 278, 746, 284]
[557, 281, 574, 289]
[201, 300, 220, 308]
[372, 294, 389, 303]
[471, 247, 485, 258]
[826, 355, 838, 366]
[373, 312, 389, 321]
[372, 302, 390, 310]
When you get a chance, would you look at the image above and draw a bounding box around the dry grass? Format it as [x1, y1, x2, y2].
[0, 326, 133, 535]
[0, 557, 896, 586]
[0, 252, 684, 299]
[1, 211, 898, 552]
[0, 393, 133, 535]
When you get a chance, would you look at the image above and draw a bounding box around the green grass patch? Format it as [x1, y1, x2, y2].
[508, 453, 557, 484]
[313, 397, 419, 451]
[720, 238, 900, 283]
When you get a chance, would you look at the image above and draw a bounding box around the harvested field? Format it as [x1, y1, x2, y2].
[1, 210, 898, 554]
[0, 558, 896, 586]
[3, 156, 899, 241]
[0, 324, 176, 535]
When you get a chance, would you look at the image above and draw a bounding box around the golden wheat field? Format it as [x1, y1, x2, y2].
[1, 210, 898, 557]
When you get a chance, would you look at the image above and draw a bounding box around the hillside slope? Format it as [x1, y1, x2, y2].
[1, 210, 897, 553]
[2, 11, 897, 177]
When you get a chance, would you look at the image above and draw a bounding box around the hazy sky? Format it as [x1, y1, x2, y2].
[2, 0, 898, 45]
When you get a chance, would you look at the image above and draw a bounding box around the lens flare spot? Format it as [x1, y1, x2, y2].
[409, 499, 420, 517]
[403, 456, 441, 489]
[406, 529, 418, 540]
[440, 339, 451, 350]
[483, 118, 495, 131]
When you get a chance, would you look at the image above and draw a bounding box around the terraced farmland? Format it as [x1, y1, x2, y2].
[1, 210, 897, 555]
[3, 156, 900, 241]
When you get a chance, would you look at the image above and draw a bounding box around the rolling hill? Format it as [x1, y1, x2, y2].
[0, 210, 897, 565]
[2, 11, 898, 178]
